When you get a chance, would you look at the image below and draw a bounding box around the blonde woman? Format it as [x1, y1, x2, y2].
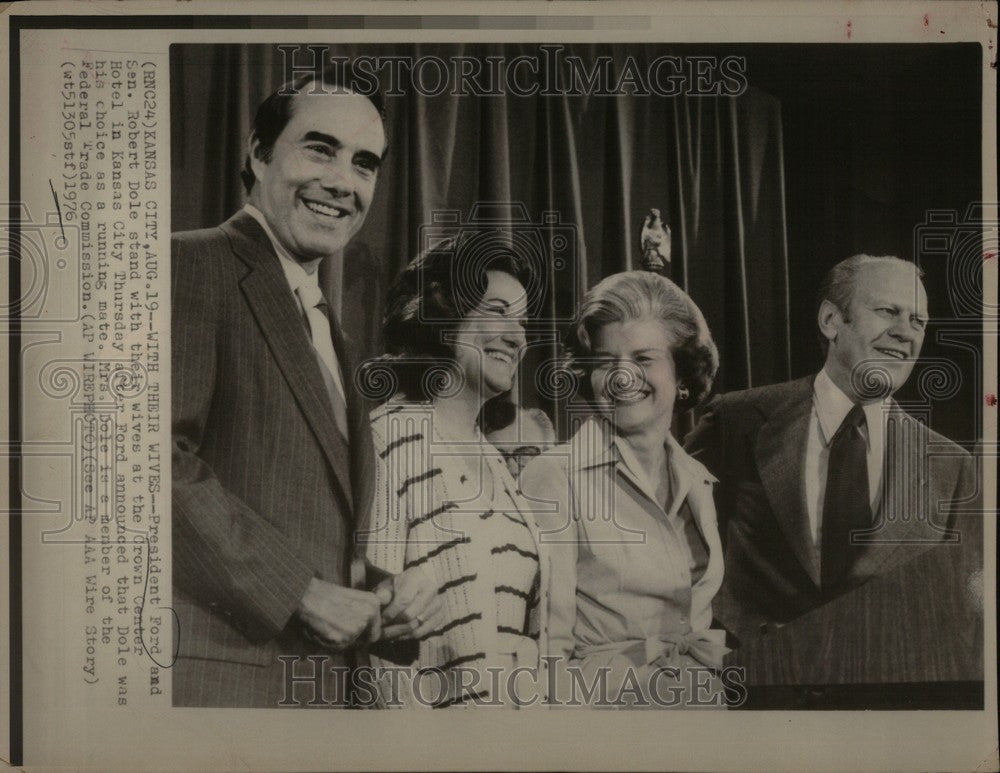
[522, 271, 728, 709]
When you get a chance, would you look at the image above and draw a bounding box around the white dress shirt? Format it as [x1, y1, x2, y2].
[243, 204, 347, 398]
[805, 368, 887, 547]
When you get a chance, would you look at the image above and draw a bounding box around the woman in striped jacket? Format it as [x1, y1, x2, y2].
[359, 234, 553, 708]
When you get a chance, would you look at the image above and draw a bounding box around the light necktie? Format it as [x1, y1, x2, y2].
[295, 282, 349, 441]
[820, 403, 869, 596]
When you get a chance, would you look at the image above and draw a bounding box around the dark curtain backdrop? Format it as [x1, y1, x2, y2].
[171, 43, 789, 437]
[744, 45, 982, 447]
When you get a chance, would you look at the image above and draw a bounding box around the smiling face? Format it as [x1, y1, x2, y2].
[452, 271, 528, 403]
[821, 261, 928, 400]
[590, 317, 678, 439]
[248, 91, 386, 262]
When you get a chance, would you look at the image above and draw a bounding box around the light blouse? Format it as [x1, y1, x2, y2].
[522, 417, 728, 708]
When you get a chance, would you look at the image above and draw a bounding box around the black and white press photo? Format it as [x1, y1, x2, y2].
[3, 4, 996, 771]
[169, 41, 985, 711]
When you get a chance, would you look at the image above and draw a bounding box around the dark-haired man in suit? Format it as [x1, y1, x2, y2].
[171, 66, 442, 707]
[685, 255, 979, 643]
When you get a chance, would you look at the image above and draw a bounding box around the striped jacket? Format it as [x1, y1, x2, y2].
[363, 402, 554, 708]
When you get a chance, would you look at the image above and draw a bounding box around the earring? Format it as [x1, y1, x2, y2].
[677, 385, 690, 401]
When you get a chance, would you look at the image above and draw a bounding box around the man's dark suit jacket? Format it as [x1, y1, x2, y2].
[171, 210, 374, 707]
[684, 375, 981, 643]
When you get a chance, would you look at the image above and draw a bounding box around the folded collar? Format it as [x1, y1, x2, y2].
[570, 417, 717, 487]
[813, 367, 887, 448]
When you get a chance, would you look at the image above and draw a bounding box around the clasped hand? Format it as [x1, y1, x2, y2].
[297, 566, 444, 650]
[373, 564, 445, 640]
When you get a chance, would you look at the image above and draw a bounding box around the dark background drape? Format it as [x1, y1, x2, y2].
[171, 44, 981, 445]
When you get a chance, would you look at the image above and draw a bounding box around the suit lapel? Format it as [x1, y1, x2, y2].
[755, 376, 820, 586]
[332, 316, 375, 529]
[222, 212, 354, 511]
[850, 402, 957, 580]
[319, 250, 377, 528]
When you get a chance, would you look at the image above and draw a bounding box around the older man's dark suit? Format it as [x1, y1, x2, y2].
[171, 210, 374, 707]
[684, 376, 980, 643]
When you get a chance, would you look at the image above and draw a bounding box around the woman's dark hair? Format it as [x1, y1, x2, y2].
[370, 232, 536, 402]
[564, 270, 719, 413]
[479, 393, 518, 435]
[241, 61, 387, 194]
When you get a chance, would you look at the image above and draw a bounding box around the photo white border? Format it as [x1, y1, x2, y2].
[1, 2, 996, 770]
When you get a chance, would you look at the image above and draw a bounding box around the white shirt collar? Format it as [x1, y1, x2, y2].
[813, 368, 886, 447]
[243, 204, 323, 291]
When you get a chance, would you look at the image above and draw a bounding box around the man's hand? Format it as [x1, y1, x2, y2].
[297, 577, 383, 650]
[375, 566, 446, 640]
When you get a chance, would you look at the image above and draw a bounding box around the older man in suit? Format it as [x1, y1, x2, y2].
[171, 66, 442, 707]
[685, 255, 980, 643]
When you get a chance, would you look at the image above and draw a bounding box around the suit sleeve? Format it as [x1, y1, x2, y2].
[171, 235, 315, 641]
[956, 446, 983, 514]
[951, 448, 984, 570]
